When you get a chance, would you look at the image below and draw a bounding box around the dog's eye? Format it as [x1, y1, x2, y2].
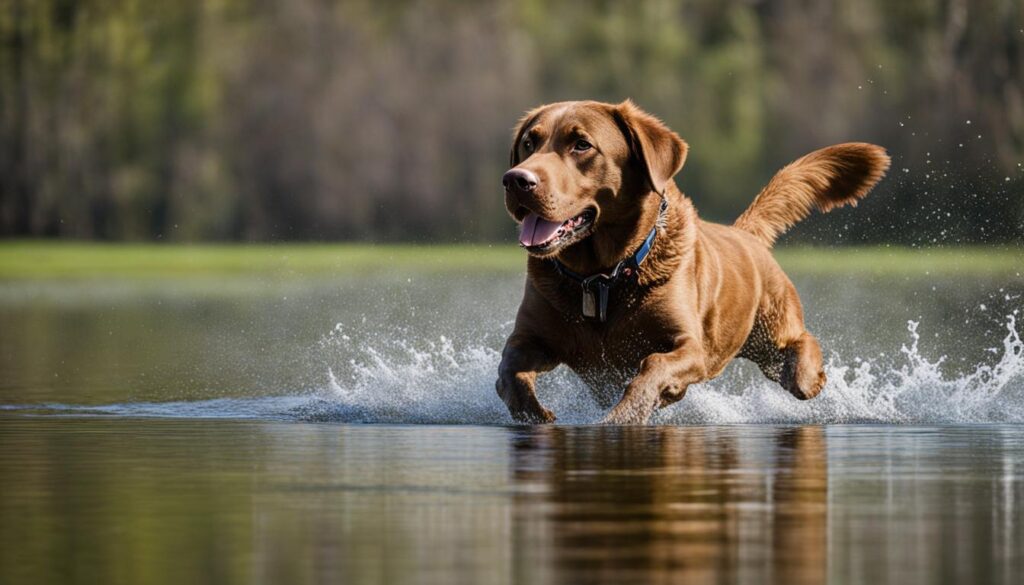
[573, 139, 593, 153]
[522, 137, 533, 152]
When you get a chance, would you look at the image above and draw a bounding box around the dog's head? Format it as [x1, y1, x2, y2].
[503, 100, 687, 258]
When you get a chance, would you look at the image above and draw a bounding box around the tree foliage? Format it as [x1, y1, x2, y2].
[1, 0, 1022, 243]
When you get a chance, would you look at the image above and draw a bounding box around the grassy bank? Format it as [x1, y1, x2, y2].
[0, 241, 1020, 279]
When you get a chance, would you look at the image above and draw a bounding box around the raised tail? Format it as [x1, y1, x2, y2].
[733, 143, 890, 247]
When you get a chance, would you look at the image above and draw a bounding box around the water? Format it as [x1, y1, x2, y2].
[1, 270, 1023, 584]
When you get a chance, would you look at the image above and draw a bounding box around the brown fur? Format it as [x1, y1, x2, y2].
[496, 100, 889, 424]
[734, 143, 891, 246]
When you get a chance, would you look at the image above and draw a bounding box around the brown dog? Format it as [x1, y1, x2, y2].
[496, 100, 890, 424]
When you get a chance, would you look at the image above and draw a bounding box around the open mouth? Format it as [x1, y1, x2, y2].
[518, 208, 596, 252]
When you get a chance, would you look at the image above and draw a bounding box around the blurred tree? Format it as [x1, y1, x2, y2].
[1, 0, 1021, 243]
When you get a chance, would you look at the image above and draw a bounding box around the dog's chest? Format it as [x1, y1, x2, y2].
[553, 315, 674, 407]
[560, 309, 676, 372]
[538, 272, 682, 369]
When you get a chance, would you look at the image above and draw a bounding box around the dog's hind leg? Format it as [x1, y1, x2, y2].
[741, 281, 826, 400]
[779, 331, 826, 400]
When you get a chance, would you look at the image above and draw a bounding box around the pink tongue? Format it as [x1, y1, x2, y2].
[519, 213, 564, 247]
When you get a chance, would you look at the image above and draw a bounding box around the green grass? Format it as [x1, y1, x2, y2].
[0, 241, 1020, 279]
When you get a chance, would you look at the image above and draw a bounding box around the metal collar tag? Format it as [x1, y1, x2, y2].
[552, 197, 668, 322]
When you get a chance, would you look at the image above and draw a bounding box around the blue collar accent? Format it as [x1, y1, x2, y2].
[632, 216, 659, 266]
[551, 196, 668, 322]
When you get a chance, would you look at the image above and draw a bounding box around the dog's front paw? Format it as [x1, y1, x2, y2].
[600, 403, 650, 425]
[512, 405, 556, 424]
[497, 378, 556, 424]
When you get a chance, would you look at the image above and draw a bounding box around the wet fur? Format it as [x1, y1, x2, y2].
[734, 143, 891, 246]
[496, 100, 890, 424]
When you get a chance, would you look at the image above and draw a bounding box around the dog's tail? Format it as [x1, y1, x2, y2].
[733, 143, 890, 247]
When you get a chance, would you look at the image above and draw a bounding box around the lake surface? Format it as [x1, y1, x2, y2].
[1, 269, 1023, 584]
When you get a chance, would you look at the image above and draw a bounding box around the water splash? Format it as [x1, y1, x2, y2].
[311, 313, 1024, 424]
[662, 315, 1024, 424]
[319, 334, 512, 423]
[4, 315, 1022, 425]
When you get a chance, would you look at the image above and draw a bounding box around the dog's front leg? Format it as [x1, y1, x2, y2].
[496, 337, 558, 423]
[601, 336, 706, 424]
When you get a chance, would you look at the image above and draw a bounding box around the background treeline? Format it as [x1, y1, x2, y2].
[1, 0, 1022, 243]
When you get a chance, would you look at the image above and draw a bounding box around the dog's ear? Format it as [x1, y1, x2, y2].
[509, 107, 543, 167]
[613, 99, 688, 194]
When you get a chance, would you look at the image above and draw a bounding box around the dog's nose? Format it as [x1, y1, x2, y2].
[502, 169, 539, 193]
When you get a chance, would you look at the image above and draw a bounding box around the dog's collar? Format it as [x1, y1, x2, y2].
[551, 196, 668, 322]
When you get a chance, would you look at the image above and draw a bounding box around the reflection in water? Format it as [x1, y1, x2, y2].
[510, 426, 827, 584]
[4, 421, 1020, 585]
[2, 271, 1022, 584]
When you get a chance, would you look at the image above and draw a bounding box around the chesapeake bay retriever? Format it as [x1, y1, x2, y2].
[496, 100, 889, 424]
